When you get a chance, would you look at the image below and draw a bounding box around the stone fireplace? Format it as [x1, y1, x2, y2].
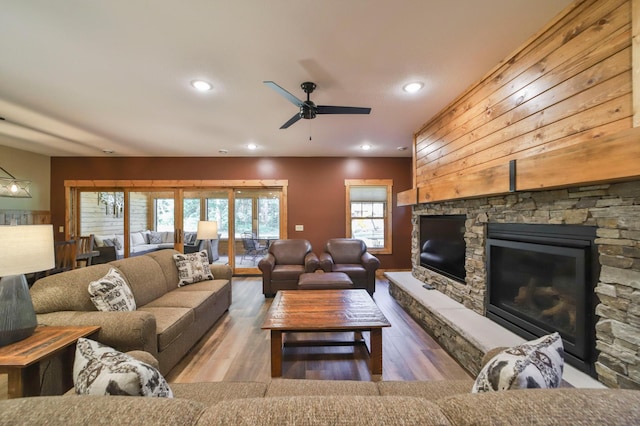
[410, 180, 640, 389]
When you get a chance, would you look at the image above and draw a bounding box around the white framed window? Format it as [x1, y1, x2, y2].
[345, 179, 392, 254]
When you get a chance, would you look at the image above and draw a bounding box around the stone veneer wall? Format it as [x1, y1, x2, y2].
[411, 180, 640, 389]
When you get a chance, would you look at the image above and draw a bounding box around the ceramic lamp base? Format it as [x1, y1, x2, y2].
[0, 274, 37, 347]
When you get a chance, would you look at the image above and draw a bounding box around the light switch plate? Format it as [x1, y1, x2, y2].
[295, 225, 304, 231]
[58, 226, 64, 233]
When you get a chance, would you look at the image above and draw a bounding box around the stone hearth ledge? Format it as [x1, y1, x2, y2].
[385, 271, 604, 389]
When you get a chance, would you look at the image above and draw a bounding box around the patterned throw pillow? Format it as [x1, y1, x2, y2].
[472, 332, 564, 393]
[173, 250, 214, 287]
[149, 231, 163, 244]
[73, 338, 173, 397]
[88, 267, 137, 312]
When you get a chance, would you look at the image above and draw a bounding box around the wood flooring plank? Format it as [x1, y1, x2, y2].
[166, 277, 471, 383]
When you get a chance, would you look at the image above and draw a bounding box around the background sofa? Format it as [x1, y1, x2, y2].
[30, 249, 232, 375]
[1, 379, 638, 425]
[93, 231, 220, 263]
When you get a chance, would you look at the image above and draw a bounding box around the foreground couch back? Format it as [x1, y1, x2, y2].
[1, 380, 638, 425]
[30, 249, 232, 376]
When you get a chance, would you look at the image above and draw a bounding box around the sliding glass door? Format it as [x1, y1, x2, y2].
[70, 180, 287, 274]
[234, 189, 281, 273]
[183, 190, 231, 265]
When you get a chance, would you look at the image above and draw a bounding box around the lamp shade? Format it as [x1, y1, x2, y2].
[196, 221, 218, 240]
[0, 225, 55, 276]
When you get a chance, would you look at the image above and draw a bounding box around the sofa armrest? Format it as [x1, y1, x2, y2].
[304, 252, 320, 272]
[319, 252, 334, 272]
[93, 246, 117, 264]
[361, 251, 380, 273]
[36, 310, 158, 356]
[209, 263, 232, 281]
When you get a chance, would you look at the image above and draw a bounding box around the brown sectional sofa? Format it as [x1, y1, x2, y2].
[29, 249, 232, 375]
[1, 379, 638, 424]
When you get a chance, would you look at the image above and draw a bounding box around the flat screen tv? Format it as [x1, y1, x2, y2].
[419, 215, 467, 283]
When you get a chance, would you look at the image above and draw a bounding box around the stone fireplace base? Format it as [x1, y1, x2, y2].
[411, 180, 640, 388]
[385, 271, 604, 388]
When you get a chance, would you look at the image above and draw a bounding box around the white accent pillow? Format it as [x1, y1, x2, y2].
[472, 332, 564, 392]
[130, 231, 147, 246]
[73, 338, 173, 397]
[173, 250, 214, 287]
[88, 267, 136, 312]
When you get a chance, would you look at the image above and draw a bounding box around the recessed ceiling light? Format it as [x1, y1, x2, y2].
[361, 144, 372, 151]
[218, 149, 228, 154]
[191, 80, 213, 91]
[102, 149, 114, 154]
[247, 143, 257, 150]
[397, 146, 408, 151]
[403, 82, 424, 93]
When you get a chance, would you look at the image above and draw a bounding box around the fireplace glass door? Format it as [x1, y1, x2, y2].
[486, 223, 598, 375]
[487, 240, 585, 349]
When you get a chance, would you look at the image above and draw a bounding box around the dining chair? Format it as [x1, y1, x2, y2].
[33, 240, 77, 281]
[76, 234, 96, 267]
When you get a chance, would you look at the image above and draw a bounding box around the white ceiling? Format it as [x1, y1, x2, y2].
[0, 0, 572, 158]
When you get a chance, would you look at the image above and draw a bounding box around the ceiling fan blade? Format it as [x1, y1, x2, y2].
[316, 105, 371, 115]
[264, 81, 304, 107]
[280, 113, 302, 129]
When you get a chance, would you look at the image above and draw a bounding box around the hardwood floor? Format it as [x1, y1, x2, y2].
[166, 277, 471, 383]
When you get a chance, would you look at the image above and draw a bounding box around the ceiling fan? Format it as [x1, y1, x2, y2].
[264, 81, 371, 129]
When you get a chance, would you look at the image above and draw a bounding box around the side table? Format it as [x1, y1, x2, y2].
[0, 325, 100, 398]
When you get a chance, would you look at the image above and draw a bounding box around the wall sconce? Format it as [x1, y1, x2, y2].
[0, 167, 31, 198]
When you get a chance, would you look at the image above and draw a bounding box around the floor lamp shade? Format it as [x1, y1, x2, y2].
[0, 225, 55, 346]
[196, 221, 218, 264]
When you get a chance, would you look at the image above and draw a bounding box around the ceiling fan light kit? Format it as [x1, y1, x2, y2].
[264, 81, 371, 129]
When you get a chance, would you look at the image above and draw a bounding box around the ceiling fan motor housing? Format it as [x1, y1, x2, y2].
[301, 82, 317, 94]
[300, 102, 316, 119]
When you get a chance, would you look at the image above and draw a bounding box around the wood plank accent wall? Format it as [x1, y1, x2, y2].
[412, 0, 636, 203]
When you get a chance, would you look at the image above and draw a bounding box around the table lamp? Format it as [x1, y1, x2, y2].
[196, 221, 218, 264]
[0, 224, 55, 346]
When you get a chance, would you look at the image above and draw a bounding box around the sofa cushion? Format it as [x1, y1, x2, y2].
[110, 255, 169, 306]
[138, 306, 194, 351]
[378, 380, 475, 401]
[199, 396, 452, 425]
[173, 251, 214, 287]
[88, 267, 137, 312]
[146, 249, 182, 293]
[170, 382, 268, 405]
[436, 388, 640, 425]
[0, 396, 204, 425]
[266, 379, 379, 397]
[272, 264, 305, 281]
[31, 264, 113, 313]
[472, 332, 564, 392]
[73, 338, 173, 397]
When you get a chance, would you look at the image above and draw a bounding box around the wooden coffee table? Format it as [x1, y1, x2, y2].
[261, 289, 390, 378]
[0, 325, 100, 398]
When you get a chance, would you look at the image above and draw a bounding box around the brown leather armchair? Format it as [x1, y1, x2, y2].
[319, 238, 380, 295]
[258, 239, 320, 297]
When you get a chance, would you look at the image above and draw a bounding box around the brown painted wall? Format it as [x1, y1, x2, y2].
[51, 156, 413, 269]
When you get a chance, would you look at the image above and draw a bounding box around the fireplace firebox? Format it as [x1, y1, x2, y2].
[486, 223, 599, 376]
